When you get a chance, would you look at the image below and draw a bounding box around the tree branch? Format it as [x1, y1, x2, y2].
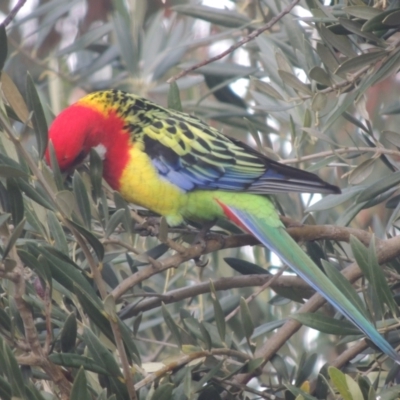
[232, 232, 400, 387]
[1, 0, 27, 27]
[120, 273, 311, 318]
[167, 0, 300, 83]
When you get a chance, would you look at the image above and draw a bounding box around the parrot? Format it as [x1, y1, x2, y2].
[46, 89, 400, 363]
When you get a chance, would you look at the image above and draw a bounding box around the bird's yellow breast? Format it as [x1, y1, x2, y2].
[118, 146, 187, 224]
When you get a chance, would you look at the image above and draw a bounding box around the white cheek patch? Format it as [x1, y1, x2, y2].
[93, 144, 107, 160]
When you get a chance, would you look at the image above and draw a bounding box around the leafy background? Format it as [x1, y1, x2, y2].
[1, 0, 400, 399]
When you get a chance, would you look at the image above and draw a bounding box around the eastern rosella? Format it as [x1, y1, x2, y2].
[46, 90, 400, 363]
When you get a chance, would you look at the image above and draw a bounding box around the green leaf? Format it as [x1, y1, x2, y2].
[105, 208, 125, 238]
[343, 6, 381, 20]
[362, 8, 400, 32]
[26, 73, 48, 159]
[89, 149, 103, 202]
[2, 217, 25, 260]
[39, 246, 99, 301]
[168, 82, 182, 112]
[68, 219, 104, 260]
[286, 384, 318, 400]
[224, 257, 269, 275]
[240, 297, 254, 342]
[295, 353, 318, 387]
[17, 178, 53, 210]
[278, 70, 312, 95]
[322, 260, 369, 320]
[70, 367, 90, 400]
[356, 171, 400, 203]
[289, 313, 361, 335]
[161, 303, 182, 348]
[367, 237, 398, 316]
[151, 383, 174, 400]
[335, 51, 387, 75]
[210, 283, 226, 343]
[47, 141, 64, 191]
[112, 0, 138, 74]
[0, 165, 27, 179]
[83, 327, 123, 378]
[328, 367, 353, 400]
[172, 4, 251, 28]
[49, 353, 109, 375]
[47, 211, 68, 254]
[2, 340, 26, 398]
[18, 250, 51, 284]
[6, 178, 24, 226]
[0, 25, 7, 72]
[73, 171, 91, 229]
[61, 313, 77, 353]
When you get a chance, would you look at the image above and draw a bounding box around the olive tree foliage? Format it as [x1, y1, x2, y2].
[1, 0, 400, 399]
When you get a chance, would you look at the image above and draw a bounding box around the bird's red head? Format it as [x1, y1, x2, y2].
[45, 95, 132, 190]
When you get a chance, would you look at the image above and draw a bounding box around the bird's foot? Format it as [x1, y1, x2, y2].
[135, 216, 160, 237]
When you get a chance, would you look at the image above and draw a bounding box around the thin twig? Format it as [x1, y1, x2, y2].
[1, 0, 27, 27]
[167, 0, 300, 83]
[281, 146, 400, 165]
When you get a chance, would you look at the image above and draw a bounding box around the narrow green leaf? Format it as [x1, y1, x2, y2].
[161, 303, 182, 348]
[83, 327, 123, 378]
[309, 66, 331, 86]
[61, 313, 77, 353]
[357, 171, 400, 203]
[286, 384, 318, 400]
[39, 246, 99, 302]
[343, 6, 381, 20]
[336, 51, 387, 75]
[328, 367, 352, 400]
[1, 72, 31, 126]
[68, 219, 104, 260]
[210, 290, 226, 343]
[319, 25, 357, 58]
[17, 178, 53, 210]
[240, 297, 254, 341]
[49, 353, 109, 375]
[3, 341, 26, 398]
[105, 208, 125, 238]
[278, 70, 312, 95]
[26, 73, 48, 159]
[3, 217, 25, 260]
[295, 353, 318, 387]
[6, 178, 24, 225]
[0, 25, 7, 72]
[362, 8, 400, 32]
[47, 211, 68, 254]
[0, 166, 27, 179]
[168, 82, 182, 111]
[289, 313, 361, 335]
[73, 171, 91, 229]
[171, 4, 251, 28]
[271, 354, 289, 382]
[224, 257, 268, 275]
[151, 383, 174, 400]
[18, 250, 51, 284]
[200, 322, 212, 351]
[89, 148, 103, 202]
[70, 367, 90, 400]
[322, 260, 369, 320]
[55, 191, 75, 217]
[367, 238, 398, 316]
[47, 141, 64, 191]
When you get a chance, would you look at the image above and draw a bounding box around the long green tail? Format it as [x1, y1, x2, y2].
[227, 205, 400, 364]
